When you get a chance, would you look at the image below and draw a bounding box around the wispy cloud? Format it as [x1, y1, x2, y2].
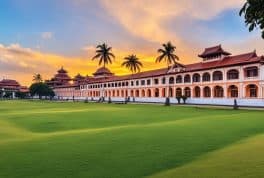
[0, 43, 167, 85]
[100, 0, 244, 43]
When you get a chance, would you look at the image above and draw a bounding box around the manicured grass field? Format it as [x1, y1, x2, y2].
[0, 100, 264, 178]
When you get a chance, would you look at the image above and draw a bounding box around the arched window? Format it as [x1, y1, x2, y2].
[184, 75, 191, 83]
[147, 89, 151, 97]
[194, 86, 201, 97]
[117, 90, 120, 97]
[162, 77, 166, 84]
[213, 71, 223, 81]
[176, 76, 182, 83]
[202, 73, 211, 82]
[228, 85, 238, 98]
[246, 84, 258, 97]
[176, 88, 182, 97]
[169, 88, 173, 97]
[169, 77, 174, 84]
[245, 67, 258, 77]
[214, 86, 224, 97]
[203, 86, 211, 98]
[154, 88, 159, 97]
[227, 69, 239, 80]
[184, 87, 191, 97]
[193, 74, 201, 83]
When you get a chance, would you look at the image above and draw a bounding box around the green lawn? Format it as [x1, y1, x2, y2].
[0, 100, 264, 178]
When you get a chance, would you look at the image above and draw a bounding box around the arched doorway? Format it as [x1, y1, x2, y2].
[141, 90, 145, 97]
[184, 87, 191, 97]
[154, 88, 159, 97]
[130, 90, 134, 97]
[169, 87, 173, 97]
[176, 88, 182, 97]
[203, 86, 211, 98]
[246, 84, 258, 97]
[194, 86, 201, 97]
[162, 88, 166, 97]
[147, 89, 151, 97]
[228, 85, 238, 98]
[135, 90, 140, 97]
[214, 86, 224, 97]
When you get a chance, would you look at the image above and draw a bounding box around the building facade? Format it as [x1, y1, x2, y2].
[50, 45, 264, 107]
[0, 79, 29, 98]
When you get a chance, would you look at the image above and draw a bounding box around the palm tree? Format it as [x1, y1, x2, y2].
[156, 41, 179, 68]
[33, 73, 43, 83]
[156, 42, 180, 105]
[92, 43, 115, 67]
[121, 54, 143, 74]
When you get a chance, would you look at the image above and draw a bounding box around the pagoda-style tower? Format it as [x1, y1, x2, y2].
[46, 67, 72, 87]
[198, 45, 231, 62]
[73, 74, 87, 85]
[93, 67, 114, 78]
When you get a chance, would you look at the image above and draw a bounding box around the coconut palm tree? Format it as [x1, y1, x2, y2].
[156, 42, 180, 105]
[156, 41, 179, 68]
[121, 54, 143, 74]
[33, 73, 43, 83]
[92, 43, 115, 67]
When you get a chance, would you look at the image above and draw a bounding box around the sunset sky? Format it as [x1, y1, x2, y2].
[0, 0, 264, 86]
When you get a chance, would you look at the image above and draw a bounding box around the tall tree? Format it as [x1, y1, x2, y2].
[239, 0, 264, 39]
[156, 42, 180, 105]
[92, 43, 115, 67]
[156, 41, 179, 68]
[121, 54, 143, 74]
[29, 82, 54, 99]
[33, 73, 43, 83]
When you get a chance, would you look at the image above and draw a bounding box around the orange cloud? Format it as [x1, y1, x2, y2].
[0, 43, 169, 86]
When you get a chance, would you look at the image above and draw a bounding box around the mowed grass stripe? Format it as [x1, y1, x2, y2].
[148, 134, 264, 178]
[0, 101, 264, 178]
[0, 112, 246, 142]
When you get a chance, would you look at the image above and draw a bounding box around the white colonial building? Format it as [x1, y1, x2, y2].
[49, 45, 264, 107]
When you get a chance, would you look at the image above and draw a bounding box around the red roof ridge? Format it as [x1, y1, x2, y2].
[198, 44, 231, 58]
[224, 51, 257, 60]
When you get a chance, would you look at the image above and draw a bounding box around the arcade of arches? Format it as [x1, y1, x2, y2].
[84, 84, 260, 99]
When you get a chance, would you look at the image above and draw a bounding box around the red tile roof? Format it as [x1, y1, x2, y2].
[93, 67, 114, 76]
[198, 45, 231, 58]
[54, 51, 262, 87]
[0, 79, 20, 87]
